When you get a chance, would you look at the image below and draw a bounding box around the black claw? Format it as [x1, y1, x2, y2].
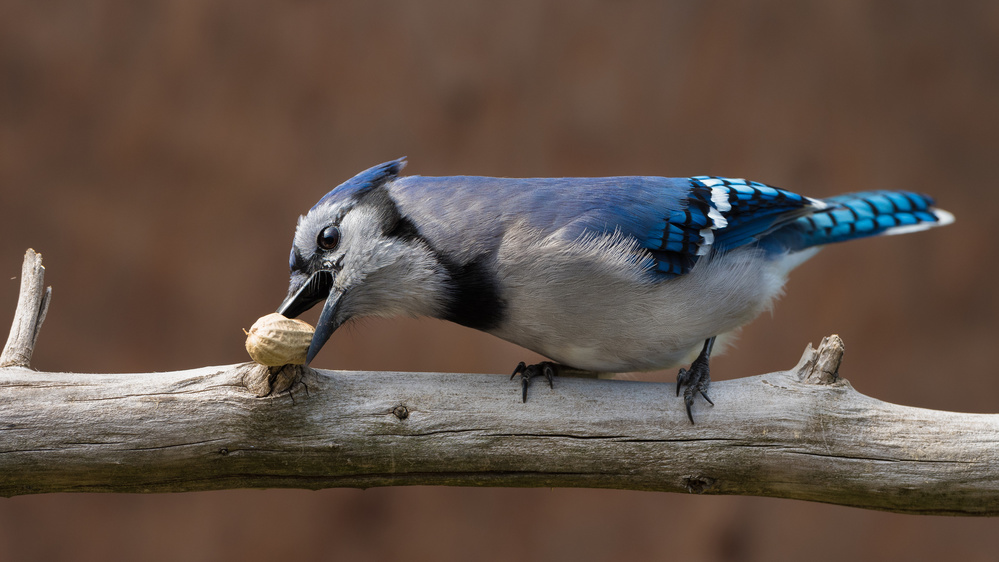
[510, 362, 531, 402]
[676, 337, 716, 424]
[510, 362, 527, 380]
[676, 367, 689, 397]
[510, 361, 560, 403]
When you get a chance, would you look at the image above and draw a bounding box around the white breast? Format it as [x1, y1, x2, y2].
[487, 225, 816, 372]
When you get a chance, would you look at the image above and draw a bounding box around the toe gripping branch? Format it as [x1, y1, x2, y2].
[510, 337, 717, 423]
[510, 361, 557, 403]
[676, 337, 716, 423]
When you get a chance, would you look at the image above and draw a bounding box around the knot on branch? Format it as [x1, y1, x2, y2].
[683, 475, 716, 494]
[794, 335, 845, 385]
[238, 362, 310, 397]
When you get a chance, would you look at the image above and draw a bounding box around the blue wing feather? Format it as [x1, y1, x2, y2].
[691, 176, 817, 252]
[315, 160, 951, 284]
[770, 190, 951, 250]
[392, 173, 820, 279]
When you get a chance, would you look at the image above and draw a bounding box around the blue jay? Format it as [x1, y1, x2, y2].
[277, 158, 953, 422]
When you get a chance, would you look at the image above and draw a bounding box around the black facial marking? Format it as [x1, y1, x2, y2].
[386, 215, 421, 242]
[435, 253, 506, 331]
[373, 205, 505, 330]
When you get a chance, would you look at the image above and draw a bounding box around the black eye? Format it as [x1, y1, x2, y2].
[317, 225, 341, 250]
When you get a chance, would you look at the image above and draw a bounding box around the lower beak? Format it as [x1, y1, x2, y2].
[276, 270, 345, 365]
[308, 288, 345, 365]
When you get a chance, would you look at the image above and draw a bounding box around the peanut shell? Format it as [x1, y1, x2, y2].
[244, 313, 315, 366]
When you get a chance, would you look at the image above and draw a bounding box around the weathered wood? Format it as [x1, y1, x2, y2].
[2, 249, 997, 514]
[0, 340, 997, 515]
[0, 249, 51, 368]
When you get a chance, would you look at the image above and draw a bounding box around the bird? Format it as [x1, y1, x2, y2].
[277, 158, 954, 422]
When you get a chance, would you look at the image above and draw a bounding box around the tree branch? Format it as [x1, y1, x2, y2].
[1, 250, 997, 515]
[1, 249, 51, 368]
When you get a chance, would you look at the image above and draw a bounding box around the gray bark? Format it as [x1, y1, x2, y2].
[1, 341, 998, 514]
[0, 249, 50, 368]
[2, 250, 997, 515]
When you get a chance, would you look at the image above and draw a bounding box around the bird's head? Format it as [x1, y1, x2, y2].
[277, 158, 448, 365]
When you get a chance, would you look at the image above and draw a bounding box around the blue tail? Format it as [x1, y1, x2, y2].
[772, 191, 954, 251]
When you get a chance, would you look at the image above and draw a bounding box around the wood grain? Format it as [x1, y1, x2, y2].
[0, 339, 996, 515]
[0, 249, 50, 369]
[3, 250, 997, 515]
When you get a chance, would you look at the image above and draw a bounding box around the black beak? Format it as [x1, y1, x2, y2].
[277, 270, 333, 318]
[276, 270, 346, 365]
[308, 288, 345, 365]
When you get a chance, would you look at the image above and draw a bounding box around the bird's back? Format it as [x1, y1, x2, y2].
[387, 174, 692, 264]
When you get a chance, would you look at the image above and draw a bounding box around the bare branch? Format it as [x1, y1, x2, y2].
[0, 346, 997, 515]
[1, 249, 996, 515]
[1, 249, 51, 368]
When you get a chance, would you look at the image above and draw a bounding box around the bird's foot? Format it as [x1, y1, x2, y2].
[676, 352, 714, 424]
[510, 361, 557, 403]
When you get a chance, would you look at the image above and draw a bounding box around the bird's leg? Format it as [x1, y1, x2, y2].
[676, 336, 716, 423]
[510, 361, 559, 403]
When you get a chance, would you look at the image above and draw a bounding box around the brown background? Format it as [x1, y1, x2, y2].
[2, 2, 998, 561]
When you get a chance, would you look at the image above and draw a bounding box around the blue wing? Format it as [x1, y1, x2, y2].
[628, 176, 820, 277]
[316, 160, 951, 282]
[391, 172, 819, 279]
[560, 177, 951, 278]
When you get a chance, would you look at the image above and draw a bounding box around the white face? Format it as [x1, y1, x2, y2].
[291, 197, 450, 323]
[280, 159, 415, 363]
[329, 206, 404, 290]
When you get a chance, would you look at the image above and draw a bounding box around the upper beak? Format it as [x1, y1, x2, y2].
[276, 270, 346, 365]
[277, 270, 333, 318]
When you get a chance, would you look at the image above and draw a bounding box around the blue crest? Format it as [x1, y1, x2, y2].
[312, 157, 407, 212]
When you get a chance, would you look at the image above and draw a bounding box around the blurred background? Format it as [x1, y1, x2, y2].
[1, 1, 998, 560]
